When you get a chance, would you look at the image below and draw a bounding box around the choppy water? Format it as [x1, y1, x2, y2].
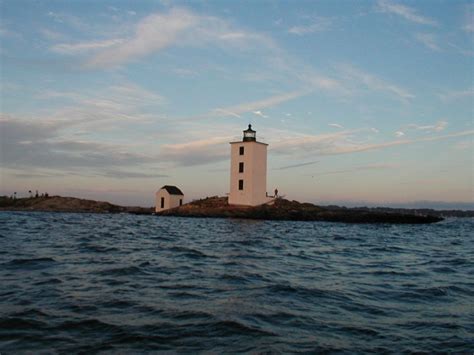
[0, 212, 473, 353]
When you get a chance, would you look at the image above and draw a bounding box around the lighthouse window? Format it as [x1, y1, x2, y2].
[239, 146, 244, 155]
[238, 179, 244, 190]
[239, 162, 244, 173]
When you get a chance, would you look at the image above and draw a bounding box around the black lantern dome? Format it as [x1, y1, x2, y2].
[243, 124, 256, 142]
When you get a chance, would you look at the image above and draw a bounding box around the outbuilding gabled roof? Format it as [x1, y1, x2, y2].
[160, 185, 184, 195]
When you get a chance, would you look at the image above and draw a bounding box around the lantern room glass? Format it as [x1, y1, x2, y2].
[243, 124, 256, 142]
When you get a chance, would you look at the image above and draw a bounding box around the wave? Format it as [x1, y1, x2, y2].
[167, 246, 213, 259]
[0, 317, 48, 330]
[96, 266, 144, 276]
[3, 257, 57, 269]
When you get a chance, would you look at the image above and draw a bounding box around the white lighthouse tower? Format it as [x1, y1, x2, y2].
[229, 125, 271, 206]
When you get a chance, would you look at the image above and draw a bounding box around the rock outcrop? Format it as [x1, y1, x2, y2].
[0, 196, 152, 214]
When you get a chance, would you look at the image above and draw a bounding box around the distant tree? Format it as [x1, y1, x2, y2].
[45, 192, 49, 198]
[28, 190, 32, 197]
[35, 190, 39, 198]
[13, 192, 17, 200]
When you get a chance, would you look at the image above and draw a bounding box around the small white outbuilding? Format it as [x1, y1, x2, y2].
[155, 185, 184, 212]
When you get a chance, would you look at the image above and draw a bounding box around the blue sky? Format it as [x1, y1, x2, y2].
[1, 0, 473, 208]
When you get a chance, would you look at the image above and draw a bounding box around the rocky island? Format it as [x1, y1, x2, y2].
[158, 196, 447, 224]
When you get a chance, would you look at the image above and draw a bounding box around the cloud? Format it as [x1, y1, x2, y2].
[376, 0, 437, 26]
[37, 83, 164, 128]
[463, 4, 474, 33]
[407, 120, 447, 132]
[414, 33, 440, 51]
[51, 7, 276, 69]
[0, 80, 169, 176]
[252, 110, 268, 118]
[395, 131, 405, 137]
[85, 8, 197, 67]
[210, 90, 309, 119]
[270, 128, 474, 158]
[275, 160, 319, 170]
[337, 64, 414, 100]
[212, 108, 241, 119]
[39, 28, 66, 41]
[464, 22, 474, 33]
[47, 11, 93, 32]
[270, 130, 358, 155]
[332, 131, 474, 156]
[46, 7, 347, 102]
[328, 123, 344, 129]
[288, 17, 332, 35]
[99, 170, 169, 179]
[51, 38, 125, 54]
[0, 24, 20, 38]
[159, 136, 231, 166]
[0, 115, 157, 172]
[439, 88, 474, 102]
[316, 164, 396, 176]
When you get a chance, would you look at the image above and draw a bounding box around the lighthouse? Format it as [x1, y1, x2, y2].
[229, 125, 271, 206]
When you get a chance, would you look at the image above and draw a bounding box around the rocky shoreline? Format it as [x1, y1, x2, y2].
[0, 196, 153, 215]
[3, 195, 471, 224]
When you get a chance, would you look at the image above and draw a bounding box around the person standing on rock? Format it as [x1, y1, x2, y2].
[274, 188, 278, 198]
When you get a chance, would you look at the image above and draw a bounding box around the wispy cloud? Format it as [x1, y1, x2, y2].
[47, 11, 93, 32]
[0, 24, 21, 38]
[51, 38, 125, 54]
[270, 128, 474, 158]
[462, 4, 474, 33]
[0, 115, 160, 173]
[275, 160, 319, 170]
[99, 170, 168, 179]
[414, 33, 440, 51]
[407, 120, 447, 132]
[376, 0, 437, 26]
[288, 17, 332, 35]
[328, 123, 344, 129]
[447, 42, 474, 57]
[316, 163, 396, 176]
[212, 108, 241, 119]
[395, 131, 405, 137]
[337, 64, 414, 100]
[210, 90, 309, 119]
[159, 136, 231, 166]
[50, 7, 276, 69]
[39, 28, 66, 41]
[85, 8, 197, 67]
[37, 83, 164, 128]
[463, 21, 474, 33]
[252, 110, 268, 118]
[439, 87, 474, 102]
[331, 130, 474, 156]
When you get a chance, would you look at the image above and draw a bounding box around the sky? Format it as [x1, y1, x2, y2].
[0, 0, 473, 208]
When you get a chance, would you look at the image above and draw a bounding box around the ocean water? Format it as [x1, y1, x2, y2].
[0, 212, 473, 353]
